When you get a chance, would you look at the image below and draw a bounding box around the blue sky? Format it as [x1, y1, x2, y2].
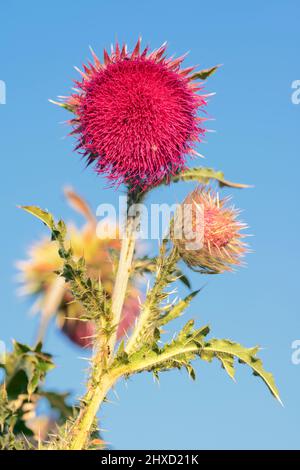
[1, 0, 300, 449]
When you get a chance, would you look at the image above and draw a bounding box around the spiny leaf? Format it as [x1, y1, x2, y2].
[3, 341, 54, 399]
[174, 269, 192, 289]
[117, 324, 281, 406]
[20, 206, 54, 229]
[190, 325, 210, 345]
[159, 290, 201, 326]
[125, 246, 180, 353]
[190, 65, 220, 81]
[176, 319, 195, 342]
[20, 205, 111, 324]
[132, 256, 157, 275]
[169, 167, 251, 189]
[133, 257, 191, 289]
[119, 322, 209, 378]
[201, 339, 281, 403]
[217, 353, 235, 379]
[13, 342, 32, 355]
[186, 363, 196, 380]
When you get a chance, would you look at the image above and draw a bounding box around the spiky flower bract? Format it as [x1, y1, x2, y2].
[172, 188, 248, 273]
[60, 38, 207, 190]
[17, 190, 140, 348]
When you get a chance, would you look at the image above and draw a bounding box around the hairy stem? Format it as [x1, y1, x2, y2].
[67, 371, 119, 450]
[63, 190, 142, 450]
[107, 188, 144, 359]
[66, 338, 199, 450]
[108, 215, 138, 358]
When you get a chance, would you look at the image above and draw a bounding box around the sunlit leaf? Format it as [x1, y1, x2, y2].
[201, 339, 282, 403]
[20, 206, 54, 229]
[190, 65, 220, 81]
[169, 167, 251, 189]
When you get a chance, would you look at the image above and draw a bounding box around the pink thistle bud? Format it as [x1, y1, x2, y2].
[172, 188, 248, 274]
[60, 39, 208, 190]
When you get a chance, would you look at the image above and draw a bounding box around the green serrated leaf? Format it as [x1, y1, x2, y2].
[20, 205, 111, 325]
[159, 290, 200, 326]
[201, 339, 281, 403]
[169, 167, 250, 189]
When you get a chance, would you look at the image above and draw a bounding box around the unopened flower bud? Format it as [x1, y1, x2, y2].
[172, 188, 248, 273]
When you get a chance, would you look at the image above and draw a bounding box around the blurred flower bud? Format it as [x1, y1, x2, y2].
[172, 188, 248, 274]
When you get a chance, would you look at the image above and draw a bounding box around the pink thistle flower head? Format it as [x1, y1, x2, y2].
[61, 38, 208, 190]
[172, 188, 248, 274]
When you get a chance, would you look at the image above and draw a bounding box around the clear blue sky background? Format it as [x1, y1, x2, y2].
[1, 0, 299, 450]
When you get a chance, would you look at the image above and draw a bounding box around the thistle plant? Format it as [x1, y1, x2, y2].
[0, 38, 281, 451]
[17, 187, 141, 348]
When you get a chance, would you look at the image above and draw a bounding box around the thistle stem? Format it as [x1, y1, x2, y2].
[67, 371, 118, 450]
[108, 213, 138, 359]
[64, 190, 141, 450]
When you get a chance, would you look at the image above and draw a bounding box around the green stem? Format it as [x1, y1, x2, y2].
[67, 371, 119, 450]
[107, 187, 144, 359]
[66, 339, 200, 450]
[63, 190, 142, 450]
[108, 214, 138, 359]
